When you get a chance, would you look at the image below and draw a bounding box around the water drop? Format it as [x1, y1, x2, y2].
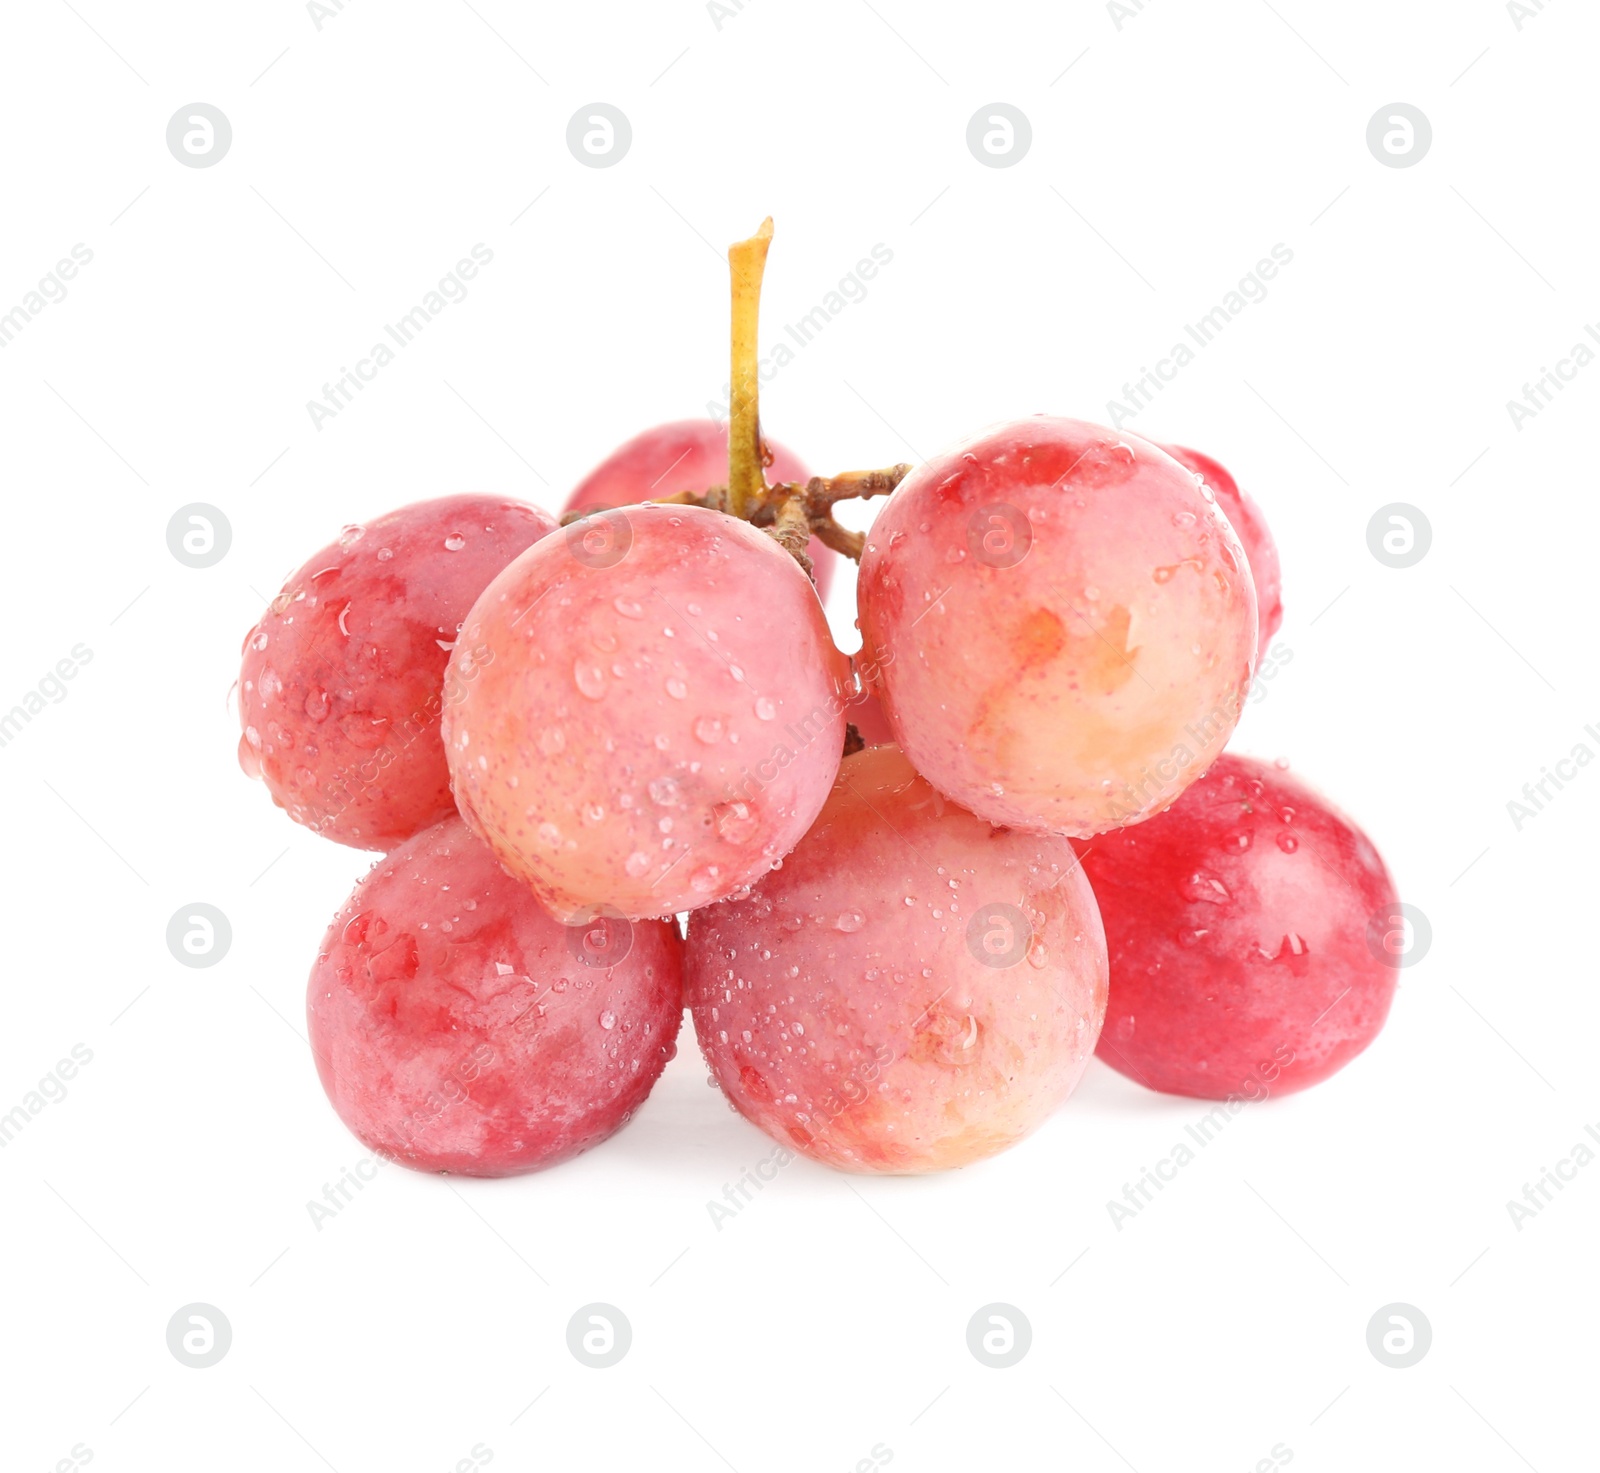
[714, 800, 759, 845]
[339, 712, 389, 749]
[1183, 871, 1231, 905]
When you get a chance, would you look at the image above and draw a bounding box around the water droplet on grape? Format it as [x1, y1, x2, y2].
[574, 660, 607, 699]
[443, 534, 466, 551]
[666, 677, 688, 699]
[713, 800, 759, 845]
[236, 734, 262, 779]
[303, 687, 329, 721]
[1183, 871, 1231, 905]
[599, 1010, 616, 1029]
[755, 696, 777, 720]
[1277, 932, 1308, 959]
[339, 712, 389, 749]
[694, 716, 725, 744]
[1276, 833, 1298, 853]
[834, 909, 864, 933]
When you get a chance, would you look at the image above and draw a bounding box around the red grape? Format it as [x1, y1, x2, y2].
[857, 418, 1257, 837]
[687, 745, 1107, 1173]
[564, 418, 836, 597]
[1079, 754, 1398, 1098]
[307, 815, 683, 1176]
[1159, 442, 1283, 647]
[238, 495, 556, 850]
[443, 503, 851, 919]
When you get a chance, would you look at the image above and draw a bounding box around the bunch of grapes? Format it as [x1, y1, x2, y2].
[241, 221, 1399, 1178]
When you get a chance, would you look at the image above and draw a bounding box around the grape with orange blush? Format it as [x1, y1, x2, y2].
[687, 745, 1107, 1173]
[564, 418, 837, 598]
[1078, 754, 1400, 1099]
[238, 494, 556, 849]
[856, 421, 1258, 839]
[308, 816, 683, 1176]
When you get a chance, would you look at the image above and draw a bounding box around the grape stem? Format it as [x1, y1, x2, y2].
[557, 464, 913, 565]
[559, 218, 913, 571]
[727, 218, 774, 521]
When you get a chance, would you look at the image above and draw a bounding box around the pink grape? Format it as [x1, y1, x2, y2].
[563, 418, 836, 597]
[1079, 754, 1399, 1099]
[307, 816, 684, 1176]
[687, 745, 1107, 1174]
[238, 495, 556, 850]
[1158, 442, 1283, 647]
[856, 418, 1257, 838]
[443, 503, 851, 919]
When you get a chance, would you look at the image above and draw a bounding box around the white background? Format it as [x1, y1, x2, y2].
[1, 1, 1594, 1469]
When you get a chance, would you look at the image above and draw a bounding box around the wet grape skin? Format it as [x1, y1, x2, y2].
[307, 816, 684, 1176]
[687, 745, 1107, 1174]
[857, 418, 1258, 838]
[1079, 754, 1399, 1099]
[444, 503, 851, 919]
[238, 495, 557, 850]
